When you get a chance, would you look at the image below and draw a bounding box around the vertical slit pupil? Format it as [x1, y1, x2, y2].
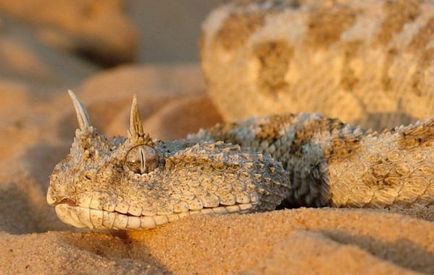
[139, 148, 146, 174]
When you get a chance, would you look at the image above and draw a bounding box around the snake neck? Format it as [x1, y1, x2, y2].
[193, 114, 434, 208]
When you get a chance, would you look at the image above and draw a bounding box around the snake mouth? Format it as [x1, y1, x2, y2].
[54, 202, 255, 230]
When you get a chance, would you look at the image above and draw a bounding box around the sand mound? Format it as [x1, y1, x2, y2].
[0, 0, 138, 66]
[0, 231, 164, 274]
[129, 208, 433, 274]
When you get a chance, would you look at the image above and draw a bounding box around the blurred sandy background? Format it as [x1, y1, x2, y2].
[127, 0, 221, 63]
[0, 0, 432, 274]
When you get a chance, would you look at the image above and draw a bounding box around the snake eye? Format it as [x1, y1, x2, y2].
[126, 145, 159, 174]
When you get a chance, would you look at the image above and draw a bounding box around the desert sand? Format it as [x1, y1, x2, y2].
[0, 1, 433, 274]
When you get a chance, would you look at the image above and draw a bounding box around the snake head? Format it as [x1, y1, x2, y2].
[47, 91, 162, 229]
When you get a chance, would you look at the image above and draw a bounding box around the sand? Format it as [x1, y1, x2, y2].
[0, 0, 138, 66]
[0, 3, 432, 274]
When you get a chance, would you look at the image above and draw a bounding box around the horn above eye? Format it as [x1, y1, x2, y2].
[68, 90, 92, 131]
[129, 95, 144, 139]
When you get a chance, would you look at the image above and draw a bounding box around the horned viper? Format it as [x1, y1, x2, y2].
[46, 91, 433, 230]
[47, 0, 434, 230]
